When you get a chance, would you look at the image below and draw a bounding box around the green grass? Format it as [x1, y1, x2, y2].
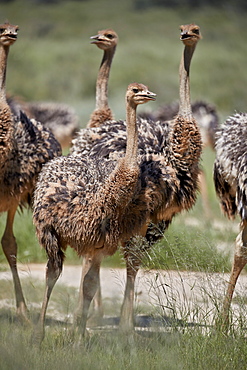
[1, 313, 247, 369]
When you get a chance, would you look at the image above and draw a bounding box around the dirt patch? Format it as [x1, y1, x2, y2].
[1, 263, 247, 329]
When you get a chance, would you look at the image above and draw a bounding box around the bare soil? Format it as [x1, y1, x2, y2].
[1, 263, 247, 331]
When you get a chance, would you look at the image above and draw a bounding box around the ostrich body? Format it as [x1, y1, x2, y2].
[7, 96, 79, 150]
[0, 22, 61, 320]
[71, 24, 202, 332]
[32, 83, 156, 343]
[214, 112, 247, 328]
[87, 28, 118, 128]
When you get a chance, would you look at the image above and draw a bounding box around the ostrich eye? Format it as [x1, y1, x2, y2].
[193, 28, 200, 35]
[0, 28, 5, 34]
[132, 88, 139, 93]
[106, 34, 113, 39]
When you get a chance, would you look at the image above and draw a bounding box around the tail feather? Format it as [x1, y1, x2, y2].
[39, 225, 65, 276]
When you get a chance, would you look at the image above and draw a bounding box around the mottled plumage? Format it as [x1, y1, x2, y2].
[71, 116, 200, 216]
[1, 110, 61, 208]
[214, 112, 247, 219]
[34, 153, 150, 257]
[214, 112, 247, 329]
[0, 21, 61, 320]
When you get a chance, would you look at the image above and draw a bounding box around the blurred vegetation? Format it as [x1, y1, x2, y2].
[134, 0, 247, 11]
[1, 318, 247, 370]
[1, 0, 247, 124]
[0, 0, 244, 271]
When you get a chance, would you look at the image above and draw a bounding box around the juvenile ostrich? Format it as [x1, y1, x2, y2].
[7, 96, 79, 150]
[87, 28, 118, 128]
[214, 112, 247, 329]
[32, 82, 156, 343]
[0, 21, 61, 321]
[71, 24, 202, 332]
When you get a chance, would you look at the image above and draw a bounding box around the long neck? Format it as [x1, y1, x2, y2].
[125, 100, 138, 166]
[92, 99, 139, 220]
[0, 43, 15, 173]
[89, 98, 140, 228]
[0, 44, 9, 103]
[178, 43, 196, 120]
[95, 46, 116, 110]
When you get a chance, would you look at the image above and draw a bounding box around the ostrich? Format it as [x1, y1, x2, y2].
[7, 96, 79, 150]
[214, 112, 247, 329]
[0, 21, 61, 321]
[71, 24, 202, 332]
[32, 82, 156, 343]
[87, 28, 118, 128]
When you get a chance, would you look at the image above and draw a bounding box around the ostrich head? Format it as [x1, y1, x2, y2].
[180, 24, 201, 46]
[90, 28, 118, 51]
[126, 83, 156, 107]
[0, 21, 18, 46]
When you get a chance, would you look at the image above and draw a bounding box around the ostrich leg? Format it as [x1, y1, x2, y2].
[74, 254, 103, 336]
[32, 258, 62, 345]
[220, 221, 247, 329]
[1, 205, 29, 321]
[119, 244, 141, 332]
[119, 228, 148, 332]
[74, 255, 104, 327]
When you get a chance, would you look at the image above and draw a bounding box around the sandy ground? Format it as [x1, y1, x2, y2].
[1, 263, 247, 330]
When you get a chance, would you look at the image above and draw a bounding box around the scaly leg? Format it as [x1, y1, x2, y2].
[119, 224, 148, 332]
[74, 256, 103, 327]
[1, 205, 29, 322]
[74, 254, 103, 337]
[119, 243, 140, 332]
[219, 222, 247, 330]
